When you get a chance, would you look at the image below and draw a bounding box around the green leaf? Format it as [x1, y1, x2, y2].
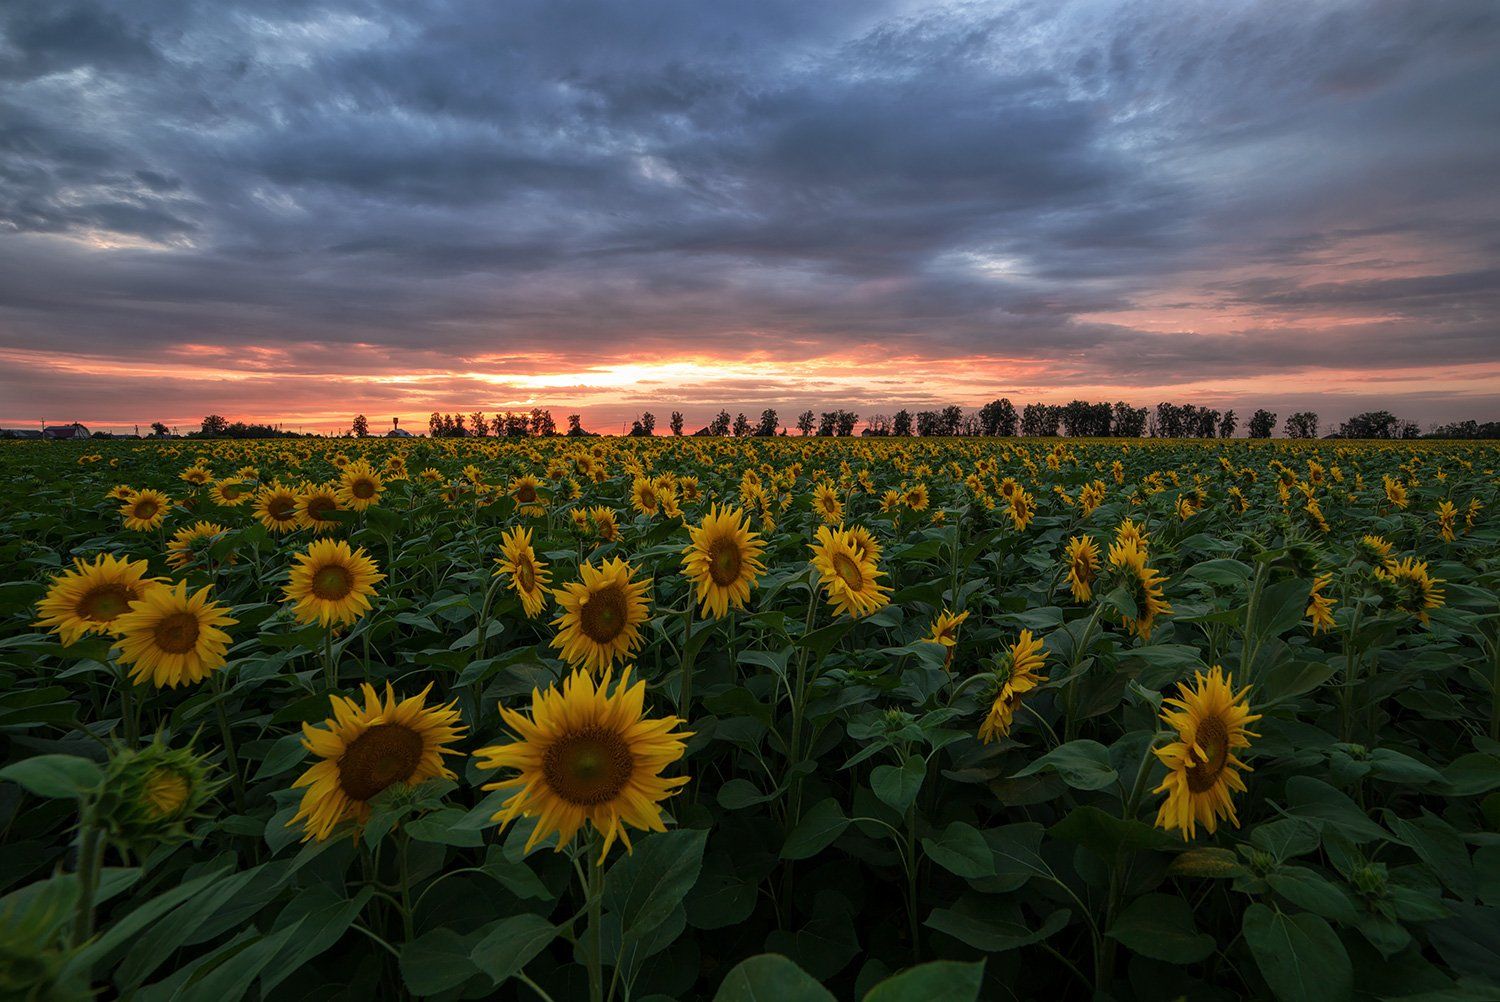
[1250, 578, 1314, 642]
[1260, 659, 1336, 705]
[470, 914, 557, 984]
[922, 823, 995, 878]
[718, 778, 782, 810]
[782, 799, 849, 860]
[863, 960, 984, 1001]
[603, 828, 708, 940]
[714, 954, 836, 1002]
[1242, 903, 1352, 1002]
[1267, 867, 1359, 925]
[1106, 893, 1216, 963]
[0, 755, 103, 799]
[1166, 847, 1246, 879]
[179, 921, 305, 1001]
[400, 927, 483, 996]
[1049, 806, 1182, 862]
[1285, 776, 1388, 843]
[925, 896, 1069, 953]
[262, 888, 373, 994]
[1012, 739, 1118, 790]
[871, 755, 925, 815]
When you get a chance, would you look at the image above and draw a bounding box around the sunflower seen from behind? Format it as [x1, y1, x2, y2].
[165, 521, 228, 571]
[473, 667, 690, 862]
[494, 526, 551, 618]
[1374, 556, 1444, 624]
[1107, 540, 1171, 640]
[978, 630, 1047, 744]
[284, 538, 384, 627]
[289, 684, 464, 842]
[35, 553, 159, 646]
[551, 557, 652, 673]
[681, 504, 766, 619]
[121, 489, 171, 532]
[113, 581, 237, 688]
[1152, 667, 1259, 841]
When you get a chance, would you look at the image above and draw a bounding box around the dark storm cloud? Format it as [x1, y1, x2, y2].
[1, 0, 1498, 423]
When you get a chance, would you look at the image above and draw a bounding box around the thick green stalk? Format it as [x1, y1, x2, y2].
[70, 806, 104, 947]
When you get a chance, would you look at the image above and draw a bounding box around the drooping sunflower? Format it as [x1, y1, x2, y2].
[35, 553, 160, 646]
[210, 478, 254, 508]
[925, 608, 969, 648]
[1356, 534, 1393, 563]
[1383, 475, 1409, 510]
[590, 506, 619, 542]
[179, 465, 213, 487]
[494, 526, 551, 618]
[121, 489, 171, 531]
[1306, 573, 1336, 634]
[108, 484, 138, 502]
[473, 666, 690, 862]
[1007, 489, 1035, 531]
[630, 476, 662, 517]
[1115, 517, 1150, 552]
[253, 481, 302, 534]
[336, 461, 384, 511]
[112, 581, 237, 688]
[295, 482, 344, 534]
[551, 558, 652, 673]
[1152, 667, 1260, 841]
[284, 539, 385, 627]
[165, 521, 228, 571]
[1064, 535, 1100, 603]
[809, 525, 890, 619]
[1374, 557, 1445, 624]
[681, 504, 766, 619]
[1108, 540, 1172, 640]
[812, 482, 844, 524]
[978, 630, 1047, 744]
[288, 684, 465, 842]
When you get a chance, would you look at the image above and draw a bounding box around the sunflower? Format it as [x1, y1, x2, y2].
[179, 465, 212, 486]
[812, 482, 844, 524]
[925, 608, 969, 668]
[978, 630, 1047, 744]
[165, 521, 228, 571]
[1175, 495, 1197, 521]
[108, 484, 138, 502]
[1383, 476, 1408, 509]
[253, 481, 302, 534]
[121, 489, 171, 531]
[1306, 573, 1336, 634]
[590, 506, 619, 542]
[284, 539, 385, 627]
[336, 461, 384, 511]
[288, 684, 464, 842]
[511, 474, 547, 517]
[1064, 536, 1100, 603]
[210, 478, 253, 508]
[1108, 540, 1171, 640]
[473, 667, 690, 862]
[552, 558, 653, 673]
[904, 483, 930, 512]
[630, 477, 662, 517]
[494, 526, 551, 618]
[1435, 500, 1457, 542]
[1374, 557, 1444, 624]
[681, 504, 766, 619]
[35, 554, 160, 646]
[1152, 667, 1260, 841]
[1115, 518, 1149, 552]
[809, 525, 890, 619]
[1007, 489, 1035, 531]
[113, 581, 237, 688]
[296, 482, 344, 534]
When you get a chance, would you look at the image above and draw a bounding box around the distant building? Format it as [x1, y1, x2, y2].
[0, 429, 43, 439]
[43, 423, 89, 440]
[385, 417, 413, 438]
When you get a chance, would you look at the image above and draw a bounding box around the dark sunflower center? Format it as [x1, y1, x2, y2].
[832, 552, 864, 590]
[133, 500, 159, 519]
[351, 479, 375, 499]
[308, 497, 336, 520]
[221, 483, 245, 499]
[579, 584, 628, 644]
[312, 565, 354, 600]
[338, 724, 423, 801]
[542, 727, 634, 805]
[268, 496, 296, 519]
[707, 537, 743, 586]
[516, 557, 537, 592]
[517, 483, 537, 502]
[153, 611, 201, 655]
[1186, 716, 1230, 793]
[80, 583, 134, 621]
[640, 489, 657, 508]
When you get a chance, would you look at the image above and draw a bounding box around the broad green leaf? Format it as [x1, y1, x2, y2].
[1012, 739, 1118, 790]
[1242, 903, 1352, 1002]
[1106, 892, 1216, 963]
[0, 755, 103, 799]
[871, 755, 925, 814]
[863, 960, 984, 1001]
[922, 822, 995, 878]
[782, 799, 849, 860]
[603, 828, 708, 940]
[471, 914, 557, 984]
[714, 954, 836, 1002]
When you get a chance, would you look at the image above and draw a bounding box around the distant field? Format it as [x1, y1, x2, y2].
[1, 436, 1496, 1001]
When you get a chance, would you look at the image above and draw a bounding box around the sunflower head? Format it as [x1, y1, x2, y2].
[681, 504, 766, 619]
[978, 630, 1047, 744]
[121, 489, 171, 532]
[1064, 535, 1100, 603]
[551, 557, 652, 673]
[473, 667, 690, 862]
[924, 608, 969, 648]
[253, 481, 302, 534]
[1152, 667, 1260, 840]
[35, 553, 159, 646]
[1373, 557, 1444, 624]
[809, 525, 890, 620]
[295, 483, 344, 534]
[284, 538, 384, 627]
[289, 683, 465, 842]
[165, 521, 230, 571]
[113, 581, 238, 688]
[97, 737, 221, 852]
[337, 461, 384, 511]
[1107, 540, 1171, 640]
[813, 482, 844, 523]
[210, 478, 253, 507]
[495, 526, 552, 618]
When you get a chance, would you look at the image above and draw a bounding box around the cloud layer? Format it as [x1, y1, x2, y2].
[2, 0, 1497, 432]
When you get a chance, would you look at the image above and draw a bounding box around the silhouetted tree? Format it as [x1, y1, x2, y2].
[470, 412, 488, 437]
[755, 409, 779, 436]
[939, 405, 964, 436]
[865, 414, 891, 436]
[640, 412, 656, 436]
[1285, 411, 1319, 439]
[835, 411, 858, 436]
[795, 410, 815, 436]
[1219, 410, 1238, 438]
[1336, 410, 1417, 439]
[1112, 401, 1147, 437]
[733, 412, 752, 437]
[1020, 403, 1060, 436]
[531, 409, 555, 436]
[670, 411, 684, 436]
[351, 414, 370, 437]
[892, 410, 914, 437]
[710, 411, 732, 436]
[1248, 409, 1277, 439]
[567, 414, 587, 436]
[150, 421, 170, 437]
[915, 411, 938, 436]
[201, 415, 229, 436]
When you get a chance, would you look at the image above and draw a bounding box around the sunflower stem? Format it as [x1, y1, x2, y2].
[679, 600, 696, 717]
[213, 673, 247, 816]
[585, 834, 605, 1002]
[323, 627, 337, 690]
[116, 665, 138, 746]
[70, 803, 105, 947]
[397, 830, 415, 943]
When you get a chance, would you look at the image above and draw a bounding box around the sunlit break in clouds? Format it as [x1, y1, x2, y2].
[2, 0, 1498, 433]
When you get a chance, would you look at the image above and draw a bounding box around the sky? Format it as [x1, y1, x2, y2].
[2, 0, 1498, 435]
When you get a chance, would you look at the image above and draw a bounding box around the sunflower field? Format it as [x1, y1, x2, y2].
[1, 435, 1498, 1002]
